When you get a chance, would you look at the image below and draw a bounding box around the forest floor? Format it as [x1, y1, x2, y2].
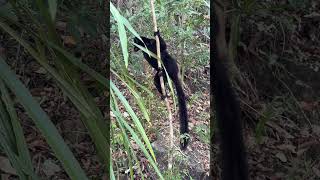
[0, 29, 107, 179]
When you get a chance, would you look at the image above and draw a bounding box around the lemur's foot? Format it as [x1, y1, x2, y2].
[161, 94, 170, 100]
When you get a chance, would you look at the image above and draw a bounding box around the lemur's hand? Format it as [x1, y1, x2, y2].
[154, 30, 160, 37]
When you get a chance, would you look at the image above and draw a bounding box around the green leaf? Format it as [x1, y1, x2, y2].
[0, 56, 88, 180]
[110, 158, 116, 180]
[117, 22, 129, 68]
[111, 69, 151, 124]
[110, 81, 156, 162]
[48, 0, 57, 21]
[111, 102, 164, 180]
[46, 41, 109, 88]
[0, 21, 110, 174]
[110, 2, 129, 68]
[0, 3, 18, 22]
[0, 135, 38, 180]
[111, 91, 144, 180]
[66, 14, 82, 42]
[0, 80, 36, 178]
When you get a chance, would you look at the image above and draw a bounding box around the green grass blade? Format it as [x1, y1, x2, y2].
[48, 0, 57, 21]
[0, 22, 98, 119]
[111, 70, 151, 124]
[0, 97, 15, 149]
[110, 81, 156, 161]
[46, 41, 109, 88]
[0, 56, 88, 180]
[110, 2, 129, 68]
[0, 22, 110, 172]
[117, 22, 129, 68]
[111, 103, 164, 180]
[114, 69, 154, 96]
[0, 80, 36, 177]
[110, 2, 143, 41]
[111, 91, 144, 180]
[0, 134, 34, 180]
[110, 157, 116, 180]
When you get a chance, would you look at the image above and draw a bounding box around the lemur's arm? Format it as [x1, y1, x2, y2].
[154, 30, 167, 51]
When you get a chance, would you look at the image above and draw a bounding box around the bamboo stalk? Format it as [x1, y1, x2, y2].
[149, 0, 174, 170]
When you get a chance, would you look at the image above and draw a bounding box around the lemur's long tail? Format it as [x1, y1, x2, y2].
[172, 76, 189, 150]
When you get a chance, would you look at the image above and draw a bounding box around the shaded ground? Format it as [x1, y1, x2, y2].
[0, 28, 107, 179]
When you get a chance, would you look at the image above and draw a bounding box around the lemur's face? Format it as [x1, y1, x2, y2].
[133, 37, 156, 52]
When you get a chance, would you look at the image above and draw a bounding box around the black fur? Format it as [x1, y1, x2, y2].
[133, 32, 189, 150]
[212, 1, 249, 179]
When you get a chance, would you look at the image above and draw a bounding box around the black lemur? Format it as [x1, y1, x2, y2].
[212, 0, 249, 179]
[133, 31, 189, 150]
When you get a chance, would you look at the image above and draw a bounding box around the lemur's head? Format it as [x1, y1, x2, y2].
[133, 36, 167, 52]
[133, 36, 154, 52]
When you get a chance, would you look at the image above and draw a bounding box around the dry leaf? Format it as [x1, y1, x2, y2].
[297, 148, 308, 156]
[267, 121, 294, 139]
[43, 159, 61, 177]
[312, 166, 320, 177]
[275, 152, 287, 162]
[56, 21, 67, 31]
[35, 67, 47, 74]
[61, 35, 76, 46]
[0, 156, 17, 175]
[312, 125, 320, 136]
[300, 101, 315, 111]
[277, 144, 296, 154]
[1, 174, 10, 180]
